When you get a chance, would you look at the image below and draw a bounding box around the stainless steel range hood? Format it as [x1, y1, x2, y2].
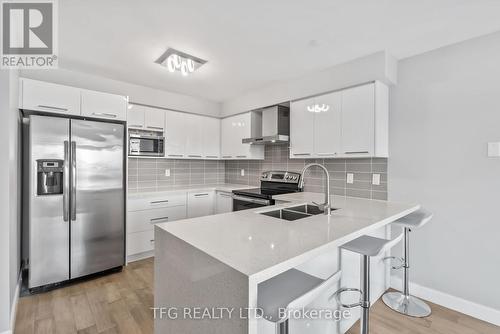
[242, 105, 290, 145]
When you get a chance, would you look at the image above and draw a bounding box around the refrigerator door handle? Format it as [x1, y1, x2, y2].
[71, 141, 77, 220]
[63, 141, 70, 222]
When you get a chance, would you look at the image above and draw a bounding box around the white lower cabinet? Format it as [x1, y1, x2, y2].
[215, 191, 233, 214]
[127, 193, 187, 260]
[187, 191, 215, 218]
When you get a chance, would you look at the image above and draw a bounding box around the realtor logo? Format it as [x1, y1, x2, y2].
[1, 0, 58, 68]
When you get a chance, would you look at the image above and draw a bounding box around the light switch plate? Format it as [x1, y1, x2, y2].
[488, 142, 500, 157]
[240, 169, 245, 176]
[372, 173, 381, 185]
[165, 168, 170, 177]
[346, 173, 354, 184]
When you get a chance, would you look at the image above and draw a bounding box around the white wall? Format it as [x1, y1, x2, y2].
[390, 31, 500, 315]
[221, 51, 398, 116]
[0, 69, 20, 333]
[20, 68, 221, 117]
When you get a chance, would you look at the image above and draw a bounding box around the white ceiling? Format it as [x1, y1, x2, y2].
[59, 0, 500, 102]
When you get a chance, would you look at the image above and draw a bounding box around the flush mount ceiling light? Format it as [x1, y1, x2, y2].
[155, 48, 207, 76]
[307, 103, 330, 113]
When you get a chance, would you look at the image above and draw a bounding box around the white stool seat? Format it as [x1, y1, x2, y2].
[393, 209, 433, 229]
[258, 269, 322, 322]
[340, 234, 403, 257]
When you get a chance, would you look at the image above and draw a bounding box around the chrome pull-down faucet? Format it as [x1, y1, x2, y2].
[299, 163, 331, 215]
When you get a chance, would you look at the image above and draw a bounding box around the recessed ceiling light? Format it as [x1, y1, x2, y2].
[155, 48, 207, 76]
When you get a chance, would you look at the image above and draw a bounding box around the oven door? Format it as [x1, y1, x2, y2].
[232, 195, 272, 211]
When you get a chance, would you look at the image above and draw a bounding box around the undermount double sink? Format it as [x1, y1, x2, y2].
[260, 204, 337, 221]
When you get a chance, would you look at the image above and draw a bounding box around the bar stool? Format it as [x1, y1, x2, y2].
[258, 268, 342, 334]
[334, 233, 403, 334]
[382, 209, 433, 317]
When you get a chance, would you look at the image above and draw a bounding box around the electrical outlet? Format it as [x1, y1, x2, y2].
[240, 169, 245, 176]
[165, 168, 170, 177]
[346, 173, 354, 184]
[372, 173, 381, 185]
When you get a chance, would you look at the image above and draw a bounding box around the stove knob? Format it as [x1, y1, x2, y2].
[293, 176, 298, 180]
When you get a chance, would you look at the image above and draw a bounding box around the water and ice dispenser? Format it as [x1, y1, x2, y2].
[36, 159, 64, 195]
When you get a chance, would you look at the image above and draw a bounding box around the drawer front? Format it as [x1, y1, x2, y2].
[127, 206, 187, 233]
[128, 192, 187, 211]
[127, 230, 154, 256]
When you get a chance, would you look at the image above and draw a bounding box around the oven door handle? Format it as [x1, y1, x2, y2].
[232, 195, 271, 206]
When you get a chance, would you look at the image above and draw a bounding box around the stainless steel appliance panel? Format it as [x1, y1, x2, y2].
[70, 119, 125, 278]
[28, 115, 70, 288]
[232, 195, 271, 211]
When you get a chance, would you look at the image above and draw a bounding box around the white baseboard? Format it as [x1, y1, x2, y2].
[126, 250, 154, 264]
[391, 276, 500, 327]
[9, 275, 21, 334]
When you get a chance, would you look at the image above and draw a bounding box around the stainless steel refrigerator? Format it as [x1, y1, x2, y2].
[24, 115, 125, 289]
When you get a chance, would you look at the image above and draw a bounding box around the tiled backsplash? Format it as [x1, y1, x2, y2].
[128, 158, 225, 193]
[225, 144, 388, 200]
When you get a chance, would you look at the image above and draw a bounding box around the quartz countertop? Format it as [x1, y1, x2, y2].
[155, 192, 419, 283]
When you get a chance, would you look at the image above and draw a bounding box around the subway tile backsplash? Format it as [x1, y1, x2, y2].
[225, 144, 388, 200]
[128, 158, 226, 193]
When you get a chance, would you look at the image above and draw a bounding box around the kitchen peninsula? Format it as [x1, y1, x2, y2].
[154, 192, 419, 334]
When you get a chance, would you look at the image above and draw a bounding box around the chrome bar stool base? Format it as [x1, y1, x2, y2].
[382, 292, 431, 317]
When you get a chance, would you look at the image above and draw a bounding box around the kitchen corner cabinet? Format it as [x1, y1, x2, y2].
[220, 112, 264, 160]
[290, 81, 389, 159]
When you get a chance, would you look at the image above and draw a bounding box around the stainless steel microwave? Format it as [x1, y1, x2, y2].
[128, 132, 165, 157]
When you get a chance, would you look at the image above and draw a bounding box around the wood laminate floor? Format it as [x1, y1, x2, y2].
[14, 258, 499, 334]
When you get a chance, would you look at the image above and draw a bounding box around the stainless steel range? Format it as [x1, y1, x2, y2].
[232, 171, 302, 211]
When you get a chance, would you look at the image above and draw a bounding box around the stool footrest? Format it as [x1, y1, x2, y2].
[383, 256, 405, 270]
[332, 288, 363, 309]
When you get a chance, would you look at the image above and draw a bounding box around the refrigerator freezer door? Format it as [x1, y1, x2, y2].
[29, 115, 70, 288]
[70, 119, 125, 278]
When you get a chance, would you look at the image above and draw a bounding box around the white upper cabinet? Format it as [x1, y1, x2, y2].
[185, 113, 204, 158]
[203, 117, 221, 159]
[314, 91, 342, 158]
[164, 110, 187, 158]
[341, 84, 375, 156]
[144, 107, 165, 132]
[81, 89, 127, 121]
[20, 78, 81, 116]
[290, 81, 389, 159]
[290, 98, 315, 158]
[127, 106, 145, 129]
[128, 105, 165, 131]
[220, 112, 264, 160]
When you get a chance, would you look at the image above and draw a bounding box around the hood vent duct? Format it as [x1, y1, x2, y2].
[242, 105, 290, 145]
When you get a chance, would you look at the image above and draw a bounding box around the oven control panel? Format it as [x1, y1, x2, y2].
[260, 171, 301, 184]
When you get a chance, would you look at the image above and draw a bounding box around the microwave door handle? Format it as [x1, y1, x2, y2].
[70, 141, 77, 220]
[63, 141, 70, 222]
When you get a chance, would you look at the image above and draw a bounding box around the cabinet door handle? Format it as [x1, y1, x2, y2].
[236, 155, 247, 158]
[147, 126, 163, 130]
[205, 155, 219, 158]
[194, 193, 209, 197]
[168, 154, 183, 157]
[317, 152, 336, 156]
[188, 155, 202, 158]
[293, 153, 311, 156]
[222, 155, 232, 158]
[344, 151, 369, 154]
[150, 200, 169, 204]
[150, 216, 169, 222]
[129, 124, 144, 128]
[219, 193, 232, 198]
[37, 104, 68, 111]
[92, 112, 117, 118]
[150, 239, 155, 243]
